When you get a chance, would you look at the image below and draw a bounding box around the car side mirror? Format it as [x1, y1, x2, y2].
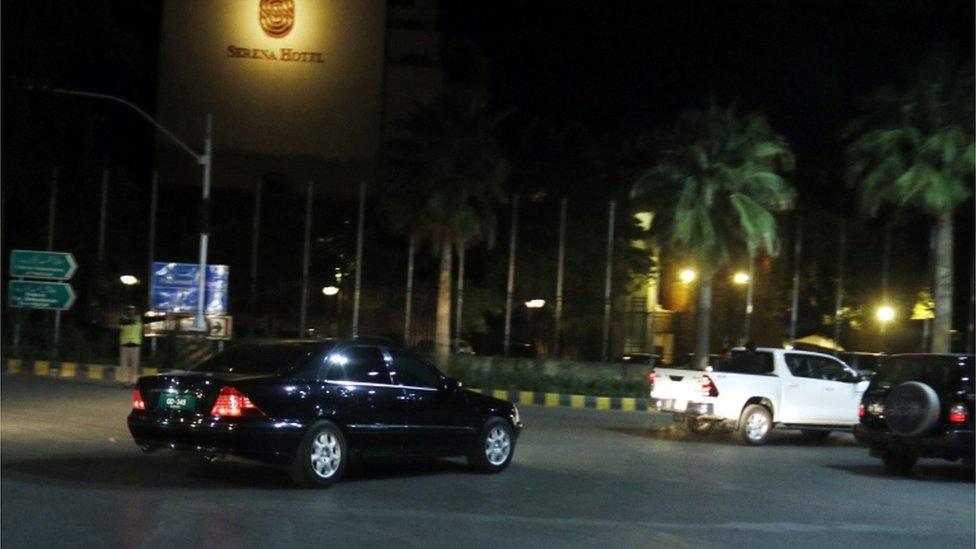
[442, 377, 462, 392]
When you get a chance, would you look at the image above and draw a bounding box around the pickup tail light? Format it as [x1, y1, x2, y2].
[700, 375, 718, 397]
[210, 386, 265, 418]
[647, 371, 656, 390]
[132, 387, 147, 411]
[948, 403, 969, 425]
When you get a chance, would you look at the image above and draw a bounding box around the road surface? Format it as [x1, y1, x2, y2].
[2, 375, 973, 548]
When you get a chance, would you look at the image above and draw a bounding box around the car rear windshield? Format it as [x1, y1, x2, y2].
[872, 355, 974, 393]
[190, 343, 321, 375]
[717, 351, 774, 374]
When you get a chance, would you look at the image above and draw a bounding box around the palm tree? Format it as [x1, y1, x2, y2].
[631, 104, 796, 367]
[846, 53, 974, 353]
[382, 96, 509, 369]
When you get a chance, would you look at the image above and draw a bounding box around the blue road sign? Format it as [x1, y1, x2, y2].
[150, 262, 229, 314]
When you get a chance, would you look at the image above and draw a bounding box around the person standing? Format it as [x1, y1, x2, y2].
[119, 305, 143, 386]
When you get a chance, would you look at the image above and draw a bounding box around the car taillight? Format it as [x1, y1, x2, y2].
[866, 401, 885, 416]
[132, 388, 147, 411]
[647, 371, 656, 389]
[700, 375, 718, 397]
[858, 402, 865, 418]
[948, 403, 969, 425]
[210, 386, 265, 418]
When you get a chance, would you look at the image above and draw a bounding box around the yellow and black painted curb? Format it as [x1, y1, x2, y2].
[466, 388, 655, 412]
[3, 357, 158, 383]
[2, 358, 656, 413]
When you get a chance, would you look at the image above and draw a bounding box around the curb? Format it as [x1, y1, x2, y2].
[466, 388, 655, 412]
[3, 357, 158, 384]
[2, 358, 656, 413]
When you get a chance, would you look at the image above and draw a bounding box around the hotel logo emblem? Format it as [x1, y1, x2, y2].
[259, 0, 294, 38]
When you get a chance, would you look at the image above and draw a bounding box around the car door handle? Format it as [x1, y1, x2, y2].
[824, 387, 834, 391]
[787, 383, 799, 388]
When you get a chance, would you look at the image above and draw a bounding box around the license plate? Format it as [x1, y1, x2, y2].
[673, 400, 687, 412]
[157, 393, 197, 411]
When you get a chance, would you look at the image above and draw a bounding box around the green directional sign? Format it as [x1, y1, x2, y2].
[8, 280, 76, 310]
[9, 249, 77, 280]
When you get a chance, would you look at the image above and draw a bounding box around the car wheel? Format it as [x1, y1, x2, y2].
[736, 404, 772, 446]
[686, 417, 715, 435]
[289, 421, 347, 488]
[882, 451, 917, 476]
[468, 417, 515, 473]
[800, 429, 831, 441]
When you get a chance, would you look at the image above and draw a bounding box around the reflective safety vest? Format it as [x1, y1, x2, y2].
[120, 319, 143, 346]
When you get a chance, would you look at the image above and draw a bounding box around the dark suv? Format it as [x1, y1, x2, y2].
[854, 354, 974, 475]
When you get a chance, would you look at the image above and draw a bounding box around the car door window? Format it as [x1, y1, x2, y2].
[785, 354, 817, 379]
[815, 357, 856, 383]
[390, 350, 442, 388]
[326, 346, 392, 384]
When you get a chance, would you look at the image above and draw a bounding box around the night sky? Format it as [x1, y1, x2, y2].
[443, 1, 973, 204]
[447, 2, 972, 134]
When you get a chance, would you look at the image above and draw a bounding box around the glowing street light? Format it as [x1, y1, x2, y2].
[876, 305, 896, 323]
[732, 272, 750, 285]
[524, 299, 546, 309]
[120, 275, 139, 286]
[678, 269, 697, 284]
[322, 285, 339, 296]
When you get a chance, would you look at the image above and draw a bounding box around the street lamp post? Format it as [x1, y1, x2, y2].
[196, 114, 213, 331]
[44, 87, 212, 331]
[322, 286, 339, 337]
[733, 266, 752, 344]
[525, 299, 545, 356]
[120, 274, 139, 305]
[876, 304, 895, 350]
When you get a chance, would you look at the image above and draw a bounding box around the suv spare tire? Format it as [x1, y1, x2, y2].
[884, 381, 940, 437]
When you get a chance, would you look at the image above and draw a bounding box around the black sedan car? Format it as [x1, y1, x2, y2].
[128, 338, 522, 487]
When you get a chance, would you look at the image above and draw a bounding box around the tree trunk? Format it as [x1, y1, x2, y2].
[743, 249, 755, 344]
[434, 236, 453, 370]
[454, 244, 465, 351]
[931, 212, 954, 353]
[833, 221, 847, 346]
[694, 275, 713, 369]
[503, 195, 519, 357]
[789, 217, 801, 341]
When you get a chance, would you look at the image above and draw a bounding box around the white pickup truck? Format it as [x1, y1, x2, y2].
[650, 347, 869, 445]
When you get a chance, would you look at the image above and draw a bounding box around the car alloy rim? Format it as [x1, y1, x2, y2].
[746, 412, 769, 441]
[311, 432, 341, 478]
[485, 426, 511, 466]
